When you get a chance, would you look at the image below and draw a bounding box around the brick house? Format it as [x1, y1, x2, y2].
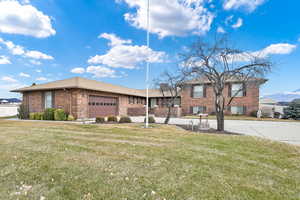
[11, 76, 266, 119]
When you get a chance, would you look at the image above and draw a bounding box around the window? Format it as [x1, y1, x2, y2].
[231, 106, 245, 115]
[129, 96, 134, 104]
[193, 85, 204, 98]
[231, 83, 244, 97]
[44, 91, 52, 109]
[174, 98, 181, 106]
[192, 106, 206, 114]
[150, 98, 157, 108]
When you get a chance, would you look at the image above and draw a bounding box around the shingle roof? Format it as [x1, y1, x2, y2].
[11, 77, 145, 96]
[184, 76, 267, 85]
[11, 76, 266, 97]
[11, 77, 171, 97]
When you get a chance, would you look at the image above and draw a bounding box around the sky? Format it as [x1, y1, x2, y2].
[0, 0, 299, 98]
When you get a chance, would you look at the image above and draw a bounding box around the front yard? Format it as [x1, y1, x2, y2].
[0, 120, 299, 200]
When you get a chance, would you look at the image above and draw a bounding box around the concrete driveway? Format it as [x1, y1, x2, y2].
[131, 117, 300, 145]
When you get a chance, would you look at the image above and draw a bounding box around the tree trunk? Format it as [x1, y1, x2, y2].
[164, 106, 171, 124]
[215, 94, 225, 131]
[216, 110, 224, 131]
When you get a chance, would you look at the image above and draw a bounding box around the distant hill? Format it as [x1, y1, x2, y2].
[0, 98, 21, 103]
[263, 89, 300, 102]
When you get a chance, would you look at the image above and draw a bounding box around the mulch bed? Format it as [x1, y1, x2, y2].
[177, 124, 241, 135]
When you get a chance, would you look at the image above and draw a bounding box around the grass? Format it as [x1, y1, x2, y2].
[0, 120, 299, 200]
[0, 115, 17, 119]
[183, 115, 300, 122]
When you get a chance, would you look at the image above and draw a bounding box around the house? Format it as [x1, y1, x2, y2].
[259, 98, 288, 118]
[11, 77, 265, 119]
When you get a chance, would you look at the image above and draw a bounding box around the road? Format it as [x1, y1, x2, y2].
[131, 117, 300, 145]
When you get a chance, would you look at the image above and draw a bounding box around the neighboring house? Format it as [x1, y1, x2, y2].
[11, 77, 265, 119]
[0, 98, 21, 104]
[259, 98, 288, 117]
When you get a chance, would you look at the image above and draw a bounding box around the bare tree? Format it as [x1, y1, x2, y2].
[154, 70, 186, 124]
[182, 36, 272, 131]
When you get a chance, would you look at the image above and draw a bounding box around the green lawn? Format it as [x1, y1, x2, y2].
[0, 120, 299, 200]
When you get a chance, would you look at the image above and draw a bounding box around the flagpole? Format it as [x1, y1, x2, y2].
[145, 0, 150, 128]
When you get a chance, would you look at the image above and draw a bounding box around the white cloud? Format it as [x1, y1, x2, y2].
[86, 66, 117, 78]
[0, 55, 11, 64]
[260, 43, 297, 56]
[223, 0, 266, 12]
[1, 76, 18, 83]
[36, 77, 47, 81]
[0, 83, 26, 90]
[36, 69, 42, 73]
[231, 18, 243, 29]
[25, 50, 53, 60]
[29, 59, 42, 65]
[71, 67, 85, 74]
[231, 43, 297, 62]
[0, 82, 27, 98]
[0, 38, 54, 60]
[0, 38, 25, 55]
[0, 0, 55, 38]
[21, 0, 30, 4]
[118, 0, 214, 38]
[217, 26, 226, 33]
[89, 33, 166, 69]
[19, 72, 30, 78]
[99, 33, 132, 46]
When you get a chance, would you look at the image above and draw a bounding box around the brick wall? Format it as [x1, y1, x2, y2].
[23, 91, 43, 113]
[128, 107, 146, 116]
[22, 89, 146, 119]
[181, 83, 259, 116]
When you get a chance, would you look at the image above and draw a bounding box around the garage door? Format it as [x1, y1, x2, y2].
[88, 95, 118, 118]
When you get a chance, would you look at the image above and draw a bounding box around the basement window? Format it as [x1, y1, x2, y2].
[231, 106, 245, 115]
[192, 106, 206, 115]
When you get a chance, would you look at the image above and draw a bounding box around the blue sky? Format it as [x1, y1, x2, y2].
[0, 0, 299, 98]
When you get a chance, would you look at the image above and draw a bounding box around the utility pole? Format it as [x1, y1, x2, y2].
[145, 0, 150, 128]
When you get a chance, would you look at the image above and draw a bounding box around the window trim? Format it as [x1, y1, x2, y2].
[230, 83, 246, 98]
[191, 106, 206, 115]
[230, 106, 246, 115]
[44, 91, 53, 109]
[191, 84, 206, 98]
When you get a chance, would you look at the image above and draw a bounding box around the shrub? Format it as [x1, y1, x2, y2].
[54, 109, 67, 121]
[107, 116, 118, 123]
[284, 102, 300, 120]
[95, 117, 105, 123]
[274, 112, 282, 119]
[34, 112, 43, 120]
[43, 108, 56, 120]
[67, 115, 75, 121]
[250, 110, 258, 117]
[29, 113, 35, 120]
[144, 116, 155, 123]
[119, 116, 132, 123]
[17, 104, 29, 119]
